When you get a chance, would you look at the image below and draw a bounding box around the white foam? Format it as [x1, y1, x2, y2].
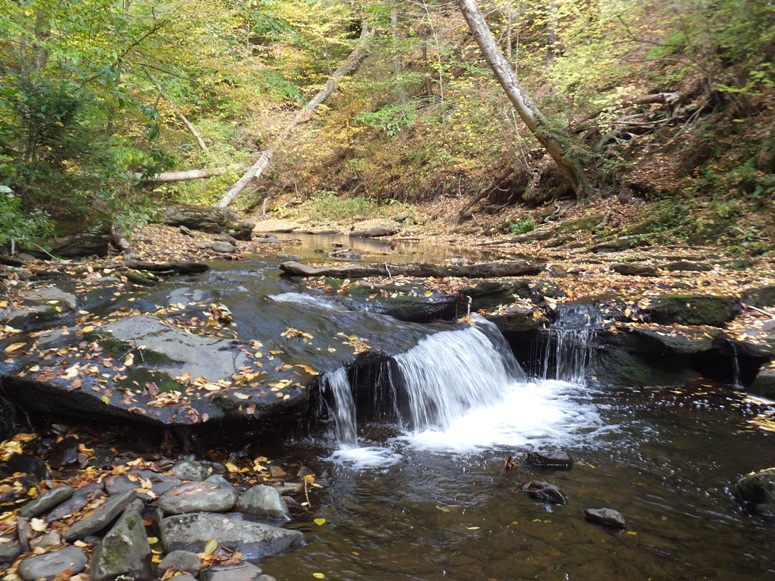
[270, 292, 337, 310]
[329, 379, 608, 470]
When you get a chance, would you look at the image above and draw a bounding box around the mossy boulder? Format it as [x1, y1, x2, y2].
[737, 468, 775, 521]
[645, 294, 741, 327]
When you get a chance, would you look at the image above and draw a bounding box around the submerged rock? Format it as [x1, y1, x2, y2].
[737, 467, 775, 520]
[523, 451, 573, 470]
[584, 507, 626, 529]
[522, 481, 567, 505]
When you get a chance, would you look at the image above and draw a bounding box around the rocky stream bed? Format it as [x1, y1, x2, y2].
[2, 206, 775, 579]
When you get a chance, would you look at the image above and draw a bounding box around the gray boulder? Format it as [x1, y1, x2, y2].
[159, 550, 201, 574]
[160, 513, 304, 560]
[18, 546, 87, 581]
[90, 510, 152, 581]
[19, 485, 74, 519]
[172, 460, 212, 481]
[201, 562, 265, 581]
[158, 475, 238, 514]
[64, 490, 136, 541]
[236, 485, 291, 520]
[584, 507, 626, 529]
[737, 467, 775, 520]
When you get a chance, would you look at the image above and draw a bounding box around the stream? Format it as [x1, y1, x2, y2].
[5, 234, 775, 579]
[259, 236, 775, 579]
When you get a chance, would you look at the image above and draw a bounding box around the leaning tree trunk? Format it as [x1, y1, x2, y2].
[216, 22, 373, 208]
[456, 0, 591, 199]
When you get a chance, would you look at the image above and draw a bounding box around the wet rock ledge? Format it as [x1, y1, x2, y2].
[0, 457, 306, 581]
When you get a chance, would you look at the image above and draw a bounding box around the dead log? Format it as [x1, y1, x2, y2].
[132, 165, 247, 183]
[122, 260, 209, 275]
[216, 21, 373, 208]
[279, 260, 543, 279]
[457, 165, 515, 223]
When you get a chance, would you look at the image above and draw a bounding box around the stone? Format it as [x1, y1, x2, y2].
[19, 485, 74, 518]
[201, 562, 264, 581]
[750, 368, 775, 400]
[523, 451, 573, 470]
[159, 550, 201, 574]
[737, 467, 775, 520]
[236, 485, 291, 520]
[521, 481, 567, 505]
[663, 260, 713, 272]
[47, 482, 105, 522]
[584, 507, 626, 529]
[29, 531, 62, 551]
[104, 469, 181, 499]
[48, 436, 80, 468]
[90, 510, 152, 581]
[50, 222, 112, 258]
[211, 241, 237, 254]
[349, 219, 401, 238]
[172, 460, 212, 481]
[611, 263, 659, 277]
[158, 475, 238, 514]
[0, 536, 21, 563]
[17, 546, 87, 581]
[63, 489, 136, 541]
[645, 294, 741, 327]
[160, 513, 304, 560]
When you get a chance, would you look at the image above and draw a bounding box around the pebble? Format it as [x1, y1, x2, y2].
[584, 507, 627, 529]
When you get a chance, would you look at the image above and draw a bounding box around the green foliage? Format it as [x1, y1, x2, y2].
[505, 218, 535, 235]
[355, 103, 417, 136]
[0, 190, 52, 251]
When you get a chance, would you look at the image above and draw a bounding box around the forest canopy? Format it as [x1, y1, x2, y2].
[0, 0, 773, 252]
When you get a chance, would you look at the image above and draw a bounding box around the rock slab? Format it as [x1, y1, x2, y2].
[17, 546, 87, 581]
[158, 475, 238, 514]
[236, 485, 291, 520]
[160, 513, 304, 560]
[90, 510, 153, 581]
[64, 489, 136, 541]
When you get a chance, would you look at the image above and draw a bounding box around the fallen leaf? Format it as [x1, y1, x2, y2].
[314, 518, 326, 526]
[4, 342, 25, 353]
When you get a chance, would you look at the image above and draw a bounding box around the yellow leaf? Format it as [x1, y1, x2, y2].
[313, 574, 325, 579]
[4, 342, 25, 353]
[147, 536, 159, 544]
[314, 518, 326, 526]
[0, 300, 7, 308]
[467, 526, 480, 530]
[234, 392, 249, 400]
[203, 538, 218, 556]
[124, 353, 134, 367]
[224, 461, 240, 473]
[626, 531, 638, 536]
[30, 518, 47, 532]
[101, 395, 110, 405]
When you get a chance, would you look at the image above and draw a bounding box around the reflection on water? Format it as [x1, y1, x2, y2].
[268, 232, 504, 264]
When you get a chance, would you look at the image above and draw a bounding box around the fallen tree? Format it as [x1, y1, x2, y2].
[279, 260, 543, 279]
[131, 165, 247, 183]
[216, 22, 373, 208]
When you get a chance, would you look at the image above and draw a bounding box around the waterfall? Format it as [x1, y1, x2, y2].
[321, 368, 358, 448]
[540, 304, 602, 384]
[390, 316, 526, 432]
[322, 316, 527, 446]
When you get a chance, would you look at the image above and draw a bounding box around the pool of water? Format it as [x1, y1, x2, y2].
[263, 382, 775, 580]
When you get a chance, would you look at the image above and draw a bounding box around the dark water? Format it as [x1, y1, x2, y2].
[261, 383, 775, 580]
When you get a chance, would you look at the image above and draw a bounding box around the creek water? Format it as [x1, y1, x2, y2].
[233, 236, 775, 580]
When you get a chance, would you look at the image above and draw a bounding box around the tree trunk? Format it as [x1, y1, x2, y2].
[132, 165, 247, 182]
[456, 0, 591, 199]
[216, 21, 373, 208]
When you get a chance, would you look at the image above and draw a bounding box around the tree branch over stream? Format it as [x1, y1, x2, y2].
[216, 21, 374, 209]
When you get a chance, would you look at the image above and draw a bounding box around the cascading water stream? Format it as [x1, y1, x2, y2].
[388, 316, 526, 432]
[320, 368, 358, 448]
[539, 304, 602, 384]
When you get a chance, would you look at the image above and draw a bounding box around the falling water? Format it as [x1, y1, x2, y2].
[389, 316, 526, 432]
[320, 368, 358, 448]
[540, 304, 602, 384]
